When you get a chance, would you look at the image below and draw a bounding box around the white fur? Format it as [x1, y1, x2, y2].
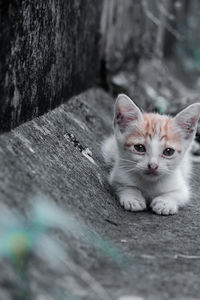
[101, 136, 117, 166]
[102, 95, 200, 215]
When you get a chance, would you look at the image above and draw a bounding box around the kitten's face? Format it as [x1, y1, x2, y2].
[122, 114, 182, 180]
[114, 94, 200, 181]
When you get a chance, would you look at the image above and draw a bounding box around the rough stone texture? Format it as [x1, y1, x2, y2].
[0, 88, 200, 300]
[0, 0, 102, 132]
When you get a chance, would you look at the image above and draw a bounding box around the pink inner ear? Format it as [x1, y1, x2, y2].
[114, 96, 141, 132]
[114, 109, 137, 132]
[178, 116, 197, 139]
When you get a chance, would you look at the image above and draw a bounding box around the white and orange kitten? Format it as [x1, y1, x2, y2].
[102, 94, 200, 215]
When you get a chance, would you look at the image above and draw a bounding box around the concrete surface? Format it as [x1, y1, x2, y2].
[0, 88, 200, 299]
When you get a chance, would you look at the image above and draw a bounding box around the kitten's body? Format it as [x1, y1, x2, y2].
[102, 95, 200, 215]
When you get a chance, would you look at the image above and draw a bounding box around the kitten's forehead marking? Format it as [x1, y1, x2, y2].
[143, 113, 172, 139]
[125, 113, 181, 150]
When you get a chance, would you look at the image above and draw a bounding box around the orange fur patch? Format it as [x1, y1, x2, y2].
[125, 113, 181, 151]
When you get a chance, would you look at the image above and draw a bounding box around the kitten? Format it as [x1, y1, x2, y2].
[102, 94, 200, 215]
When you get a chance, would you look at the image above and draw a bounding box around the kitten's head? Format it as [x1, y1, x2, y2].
[114, 94, 200, 180]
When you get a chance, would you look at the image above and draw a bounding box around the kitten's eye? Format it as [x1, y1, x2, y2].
[134, 144, 146, 153]
[163, 148, 175, 157]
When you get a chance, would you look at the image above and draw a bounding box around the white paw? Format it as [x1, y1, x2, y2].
[120, 197, 146, 212]
[151, 197, 178, 215]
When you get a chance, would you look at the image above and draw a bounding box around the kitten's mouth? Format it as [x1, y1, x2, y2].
[144, 170, 159, 177]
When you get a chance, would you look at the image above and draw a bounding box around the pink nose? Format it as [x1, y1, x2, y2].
[148, 163, 158, 170]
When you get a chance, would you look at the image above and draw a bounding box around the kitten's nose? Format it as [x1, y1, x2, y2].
[148, 163, 158, 170]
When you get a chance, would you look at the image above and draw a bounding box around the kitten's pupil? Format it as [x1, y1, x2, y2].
[134, 144, 146, 153]
[163, 148, 175, 156]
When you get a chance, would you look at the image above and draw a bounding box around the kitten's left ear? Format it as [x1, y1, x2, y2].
[174, 103, 200, 140]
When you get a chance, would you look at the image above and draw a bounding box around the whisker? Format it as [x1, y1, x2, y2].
[118, 163, 136, 169]
[119, 158, 135, 163]
[122, 168, 137, 173]
[118, 164, 175, 176]
[119, 166, 142, 173]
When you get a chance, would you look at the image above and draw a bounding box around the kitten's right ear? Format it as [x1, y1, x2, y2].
[174, 103, 200, 140]
[114, 94, 142, 133]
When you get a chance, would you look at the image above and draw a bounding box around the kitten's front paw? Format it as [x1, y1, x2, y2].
[120, 195, 146, 212]
[151, 197, 178, 215]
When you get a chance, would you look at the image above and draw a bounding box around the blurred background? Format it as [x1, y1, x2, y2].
[101, 0, 200, 115]
[1, 0, 200, 132]
[1, 1, 200, 300]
